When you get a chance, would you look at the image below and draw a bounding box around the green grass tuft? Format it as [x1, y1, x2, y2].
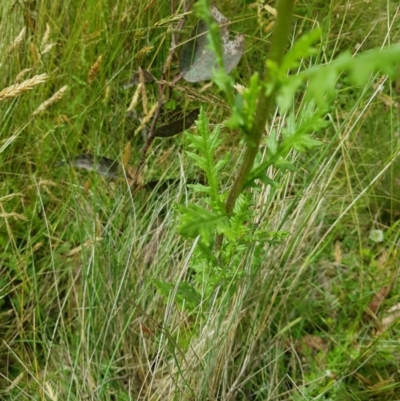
[1, 1, 399, 400]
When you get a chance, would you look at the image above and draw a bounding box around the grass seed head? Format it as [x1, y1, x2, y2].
[88, 54, 103, 83]
[7, 27, 26, 54]
[0, 73, 49, 101]
[32, 85, 68, 116]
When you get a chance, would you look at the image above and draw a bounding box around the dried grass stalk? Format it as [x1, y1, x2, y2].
[41, 23, 51, 48]
[153, 12, 190, 27]
[88, 55, 103, 83]
[15, 68, 33, 83]
[40, 23, 56, 55]
[7, 27, 26, 54]
[127, 84, 142, 112]
[41, 43, 56, 54]
[139, 67, 149, 114]
[0, 73, 49, 101]
[32, 85, 68, 116]
[0, 212, 27, 221]
[135, 102, 158, 135]
[134, 45, 154, 60]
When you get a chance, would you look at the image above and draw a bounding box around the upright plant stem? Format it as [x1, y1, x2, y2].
[225, 0, 295, 215]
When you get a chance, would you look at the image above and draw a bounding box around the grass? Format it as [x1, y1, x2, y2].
[1, 0, 400, 400]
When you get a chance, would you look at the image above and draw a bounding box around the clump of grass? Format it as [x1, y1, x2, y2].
[0, 0, 399, 400]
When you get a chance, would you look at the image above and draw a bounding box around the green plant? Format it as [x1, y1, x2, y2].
[2, 0, 400, 399]
[158, 0, 400, 310]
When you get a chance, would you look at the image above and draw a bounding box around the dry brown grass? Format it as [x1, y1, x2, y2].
[41, 23, 51, 49]
[133, 45, 154, 61]
[88, 54, 103, 83]
[138, 67, 149, 114]
[15, 68, 33, 82]
[127, 84, 141, 112]
[135, 102, 158, 135]
[0, 73, 49, 101]
[32, 84, 68, 116]
[40, 23, 56, 55]
[6, 27, 26, 54]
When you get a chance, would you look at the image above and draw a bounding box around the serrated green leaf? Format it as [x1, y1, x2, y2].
[245, 159, 273, 188]
[215, 152, 231, 173]
[178, 204, 229, 245]
[266, 133, 278, 155]
[244, 166, 281, 189]
[173, 281, 201, 309]
[279, 44, 400, 110]
[153, 280, 201, 313]
[255, 230, 290, 245]
[274, 157, 296, 172]
[187, 183, 211, 194]
[277, 75, 303, 112]
[306, 66, 338, 108]
[239, 72, 261, 132]
[186, 151, 208, 171]
[284, 133, 322, 152]
[280, 29, 321, 72]
[258, 174, 281, 188]
[186, 109, 224, 205]
[153, 279, 173, 299]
